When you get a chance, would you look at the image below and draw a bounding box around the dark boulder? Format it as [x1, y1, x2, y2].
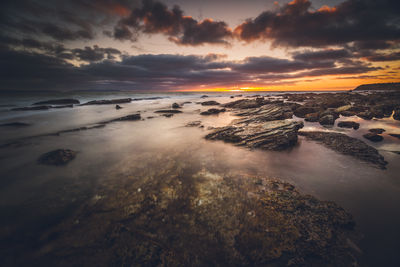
[115, 105, 122, 109]
[12, 105, 50, 111]
[357, 111, 373, 120]
[172, 103, 181, 109]
[337, 121, 360, 130]
[293, 106, 318, 118]
[319, 115, 335, 125]
[304, 112, 319, 122]
[363, 133, 383, 142]
[82, 98, 132, 105]
[200, 108, 226, 115]
[155, 110, 183, 114]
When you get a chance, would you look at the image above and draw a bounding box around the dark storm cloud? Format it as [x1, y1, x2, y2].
[0, 45, 381, 91]
[363, 52, 400, 62]
[292, 49, 352, 61]
[113, 0, 232, 45]
[235, 0, 400, 48]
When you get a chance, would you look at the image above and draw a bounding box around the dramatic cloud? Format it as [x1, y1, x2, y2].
[235, 0, 400, 48]
[113, 0, 232, 45]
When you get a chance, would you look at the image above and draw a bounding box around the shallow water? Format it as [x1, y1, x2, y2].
[0, 92, 400, 266]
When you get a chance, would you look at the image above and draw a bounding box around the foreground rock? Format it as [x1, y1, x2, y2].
[37, 149, 77, 166]
[82, 98, 132, 105]
[231, 103, 293, 124]
[363, 133, 383, 142]
[337, 121, 360, 130]
[206, 120, 304, 150]
[389, 134, 400, 139]
[33, 99, 80, 105]
[369, 128, 385, 134]
[299, 131, 387, 169]
[26, 158, 357, 266]
[200, 108, 226, 115]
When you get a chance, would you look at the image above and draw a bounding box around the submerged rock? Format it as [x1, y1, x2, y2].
[30, 160, 358, 267]
[185, 121, 202, 127]
[389, 133, 400, 139]
[37, 149, 77, 166]
[33, 99, 80, 105]
[363, 133, 383, 142]
[299, 131, 387, 169]
[155, 110, 183, 114]
[107, 114, 141, 122]
[206, 120, 304, 150]
[337, 121, 360, 130]
[82, 98, 132, 105]
[115, 105, 122, 110]
[200, 108, 226, 115]
[201, 100, 220, 106]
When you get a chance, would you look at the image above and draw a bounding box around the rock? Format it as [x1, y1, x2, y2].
[206, 120, 304, 151]
[115, 105, 122, 110]
[155, 110, 183, 114]
[38, 149, 77, 166]
[106, 114, 141, 122]
[163, 114, 174, 118]
[12, 105, 50, 111]
[340, 111, 357, 117]
[232, 104, 293, 124]
[304, 112, 319, 122]
[172, 103, 181, 109]
[357, 111, 373, 120]
[335, 105, 352, 113]
[0, 122, 30, 127]
[52, 104, 73, 109]
[394, 109, 400, 120]
[319, 115, 335, 125]
[337, 121, 360, 130]
[82, 98, 132, 105]
[185, 121, 202, 127]
[369, 128, 385, 134]
[299, 131, 387, 169]
[389, 134, 400, 139]
[200, 95, 209, 98]
[222, 98, 269, 109]
[33, 99, 80, 105]
[321, 99, 349, 108]
[200, 108, 226, 115]
[201, 101, 220, 106]
[293, 106, 318, 118]
[230, 96, 234, 98]
[363, 133, 383, 142]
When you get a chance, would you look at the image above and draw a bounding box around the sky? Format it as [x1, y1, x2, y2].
[0, 0, 399, 92]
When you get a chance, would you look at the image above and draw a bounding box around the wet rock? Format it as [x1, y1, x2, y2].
[106, 114, 141, 122]
[389, 133, 400, 139]
[206, 120, 304, 150]
[222, 98, 269, 109]
[0, 122, 30, 127]
[200, 95, 209, 98]
[230, 96, 234, 98]
[172, 103, 181, 109]
[33, 99, 80, 105]
[363, 133, 383, 142]
[52, 104, 73, 109]
[337, 121, 360, 130]
[185, 121, 202, 127]
[293, 106, 318, 118]
[201, 101, 220, 106]
[319, 115, 335, 125]
[299, 131, 387, 169]
[357, 111, 373, 120]
[82, 98, 132, 105]
[163, 114, 174, 118]
[232, 104, 293, 124]
[12, 105, 50, 111]
[304, 112, 319, 122]
[340, 111, 357, 117]
[369, 128, 385, 134]
[200, 108, 226, 115]
[115, 105, 122, 110]
[394, 109, 400, 120]
[37, 149, 77, 166]
[321, 99, 349, 108]
[335, 105, 352, 113]
[155, 110, 183, 114]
